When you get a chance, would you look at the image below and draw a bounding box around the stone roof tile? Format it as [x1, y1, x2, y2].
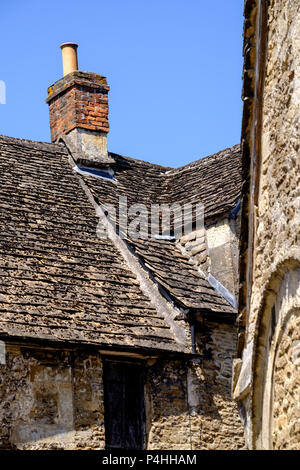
[0, 135, 186, 352]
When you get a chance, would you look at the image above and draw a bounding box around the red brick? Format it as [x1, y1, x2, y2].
[47, 72, 109, 142]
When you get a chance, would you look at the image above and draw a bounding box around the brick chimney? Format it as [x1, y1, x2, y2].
[46, 43, 114, 167]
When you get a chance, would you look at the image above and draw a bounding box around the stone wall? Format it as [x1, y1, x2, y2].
[146, 359, 191, 449]
[188, 321, 245, 450]
[234, 0, 300, 449]
[146, 323, 245, 450]
[0, 344, 105, 450]
[248, 0, 300, 341]
[272, 309, 300, 449]
[0, 337, 245, 450]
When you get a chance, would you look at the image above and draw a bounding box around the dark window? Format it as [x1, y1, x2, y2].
[103, 360, 145, 450]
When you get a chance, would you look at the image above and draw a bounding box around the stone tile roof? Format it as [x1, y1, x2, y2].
[79, 145, 242, 313]
[0, 135, 241, 352]
[0, 135, 187, 353]
[164, 144, 242, 221]
[130, 238, 236, 312]
[85, 144, 242, 222]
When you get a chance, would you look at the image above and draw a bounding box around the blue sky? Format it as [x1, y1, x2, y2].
[0, 1, 244, 167]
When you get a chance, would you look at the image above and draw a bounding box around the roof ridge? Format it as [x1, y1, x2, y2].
[0, 134, 66, 153]
[108, 151, 172, 171]
[166, 143, 241, 175]
[0, 134, 240, 170]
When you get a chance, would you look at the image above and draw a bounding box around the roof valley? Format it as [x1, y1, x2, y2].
[61, 139, 190, 351]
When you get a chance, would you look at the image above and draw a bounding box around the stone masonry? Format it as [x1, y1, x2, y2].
[233, 0, 300, 449]
[0, 340, 245, 450]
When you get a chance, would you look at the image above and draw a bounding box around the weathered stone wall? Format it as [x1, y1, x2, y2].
[146, 324, 245, 450]
[146, 359, 191, 449]
[234, 0, 300, 449]
[272, 310, 300, 449]
[0, 344, 105, 450]
[253, 268, 300, 450]
[189, 322, 245, 449]
[248, 0, 300, 340]
[0, 338, 245, 450]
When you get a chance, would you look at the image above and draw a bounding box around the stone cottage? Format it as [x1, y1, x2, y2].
[232, 0, 300, 449]
[0, 43, 245, 449]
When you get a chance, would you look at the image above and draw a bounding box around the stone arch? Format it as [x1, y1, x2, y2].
[252, 258, 300, 449]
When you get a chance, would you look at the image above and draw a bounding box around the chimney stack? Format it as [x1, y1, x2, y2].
[46, 43, 114, 167]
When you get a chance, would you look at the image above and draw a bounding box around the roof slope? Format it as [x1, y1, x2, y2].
[0, 135, 186, 352]
[85, 144, 242, 222]
[78, 145, 242, 314]
[0, 135, 241, 353]
[131, 238, 236, 312]
[164, 144, 242, 221]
